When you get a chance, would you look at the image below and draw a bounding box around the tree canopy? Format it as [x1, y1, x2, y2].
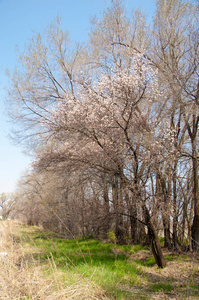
[7, 0, 199, 267]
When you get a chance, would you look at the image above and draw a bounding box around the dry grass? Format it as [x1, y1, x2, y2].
[128, 249, 199, 299]
[1, 221, 198, 300]
[0, 220, 109, 300]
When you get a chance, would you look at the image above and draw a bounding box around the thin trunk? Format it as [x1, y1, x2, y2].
[143, 204, 166, 268]
[191, 117, 199, 251]
[163, 219, 171, 248]
[187, 196, 194, 251]
[130, 203, 138, 244]
[112, 177, 125, 244]
[120, 172, 166, 267]
[81, 194, 85, 237]
[173, 163, 179, 249]
[159, 175, 172, 248]
[125, 191, 139, 244]
[102, 178, 110, 238]
[181, 201, 186, 244]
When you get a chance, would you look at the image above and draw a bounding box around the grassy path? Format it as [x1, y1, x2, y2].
[0, 220, 198, 299]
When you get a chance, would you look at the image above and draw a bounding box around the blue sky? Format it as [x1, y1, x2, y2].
[0, 0, 156, 194]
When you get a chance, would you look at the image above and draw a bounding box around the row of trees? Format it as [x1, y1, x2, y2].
[8, 0, 198, 267]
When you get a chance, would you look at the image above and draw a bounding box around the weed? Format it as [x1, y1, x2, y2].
[150, 282, 174, 292]
[133, 244, 149, 252]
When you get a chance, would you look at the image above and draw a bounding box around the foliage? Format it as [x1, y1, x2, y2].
[107, 228, 117, 244]
[7, 0, 199, 268]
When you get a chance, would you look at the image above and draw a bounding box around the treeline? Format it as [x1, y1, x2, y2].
[8, 0, 198, 267]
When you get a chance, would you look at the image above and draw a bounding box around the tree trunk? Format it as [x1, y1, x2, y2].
[112, 177, 125, 244]
[143, 204, 166, 268]
[159, 174, 172, 248]
[120, 172, 166, 266]
[192, 215, 199, 251]
[124, 190, 139, 244]
[191, 128, 199, 251]
[172, 163, 179, 249]
[163, 218, 171, 248]
[129, 197, 138, 244]
[130, 212, 139, 244]
[102, 179, 110, 238]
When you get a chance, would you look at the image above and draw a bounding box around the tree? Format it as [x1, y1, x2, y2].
[7, 18, 87, 150]
[151, 0, 199, 250]
[34, 58, 167, 267]
[0, 193, 15, 220]
[7, 0, 198, 269]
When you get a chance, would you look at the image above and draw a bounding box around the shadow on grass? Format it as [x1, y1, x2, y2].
[15, 227, 199, 300]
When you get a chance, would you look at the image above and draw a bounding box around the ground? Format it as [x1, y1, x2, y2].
[0, 220, 198, 299]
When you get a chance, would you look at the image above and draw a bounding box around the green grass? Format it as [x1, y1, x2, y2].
[16, 225, 199, 300]
[158, 237, 164, 245]
[133, 244, 149, 252]
[18, 227, 149, 299]
[46, 240, 138, 297]
[150, 282, 174, 292]
[135, 256, 156, 267]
